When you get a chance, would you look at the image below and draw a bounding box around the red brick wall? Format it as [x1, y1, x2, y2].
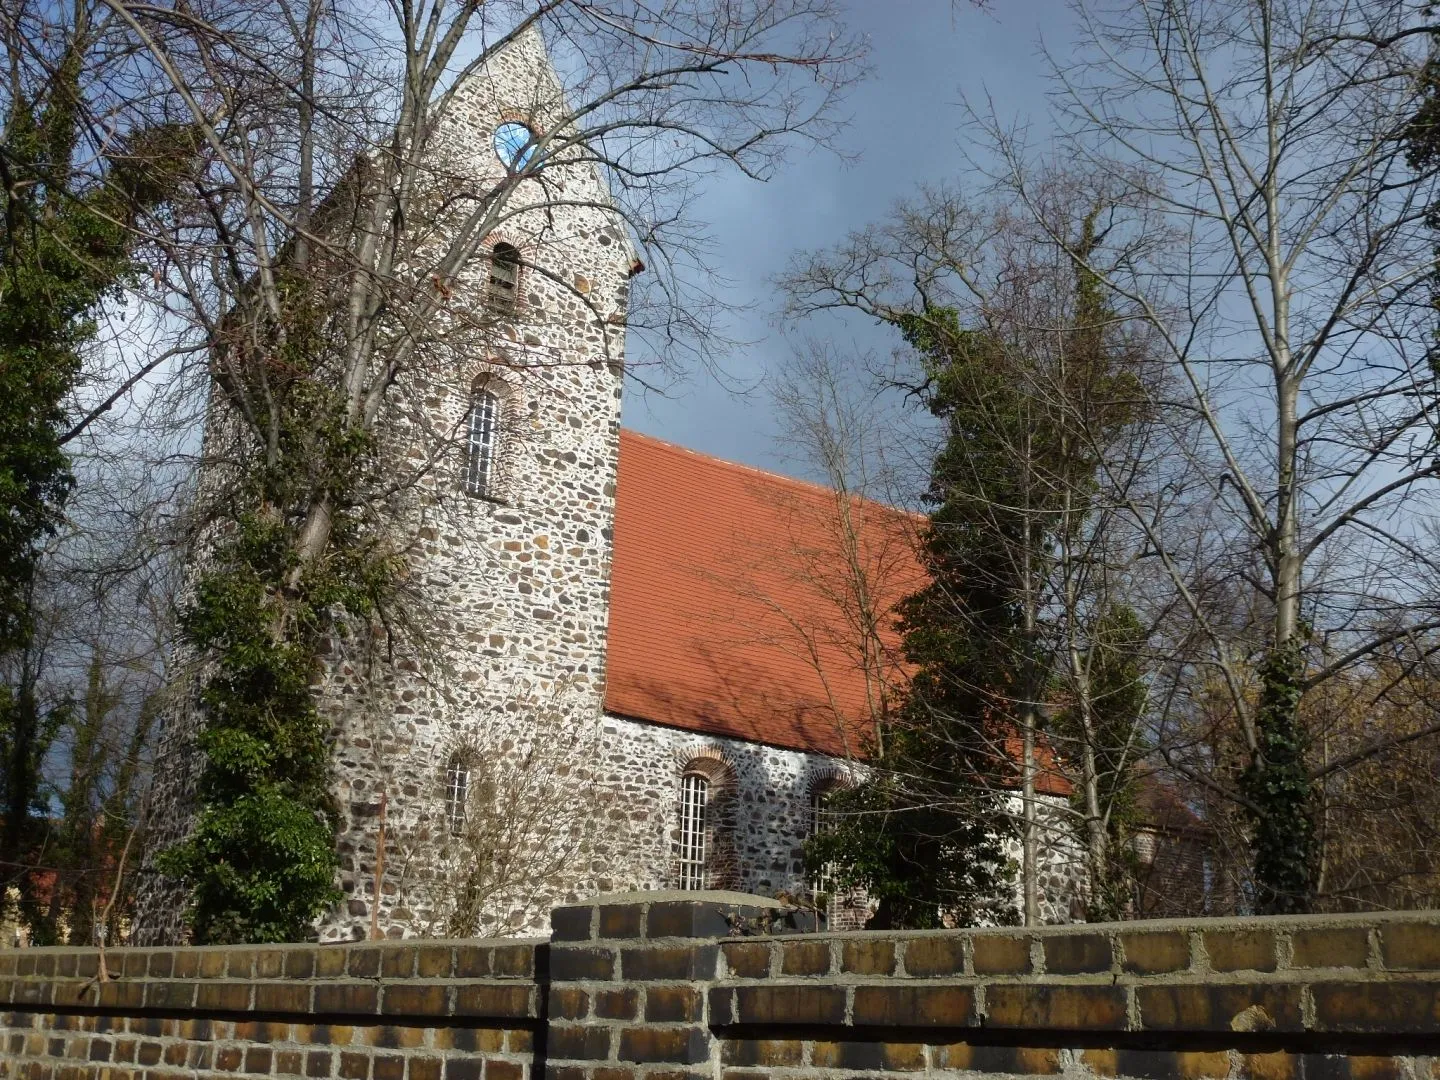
[5, 897, 1440, 1079]
[0, 939, 538, 1080]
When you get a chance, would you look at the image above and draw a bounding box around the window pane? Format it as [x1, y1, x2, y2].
[678, 773, 708, 890]
[446, 758, 470, 836]
[811, 791, 835, 896]
[493, 122, 535, 171]
[465, 390, 500, 497]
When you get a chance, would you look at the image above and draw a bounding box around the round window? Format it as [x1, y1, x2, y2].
[493, 122, 536, 172]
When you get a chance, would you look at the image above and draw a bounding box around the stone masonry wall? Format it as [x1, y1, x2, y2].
[133, 25, 1091, 945]
[591, 717, 1085, 926]
[9, 892, 1440, 1080]
[315, 27, 636, 943]
[592, 716, 856, 904]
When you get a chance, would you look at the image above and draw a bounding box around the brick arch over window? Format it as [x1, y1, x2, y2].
[673, 747, 739, 891]
[806, 767, 853, 887]
[807, 765, 857, 800]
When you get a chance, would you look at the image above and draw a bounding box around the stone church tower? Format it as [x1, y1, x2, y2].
[314, 30, 644, 940]
[315, 29, 645, 941]
[136, 28, 647, 943]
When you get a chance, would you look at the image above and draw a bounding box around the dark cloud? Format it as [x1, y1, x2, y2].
[624, 0, 1068, 479]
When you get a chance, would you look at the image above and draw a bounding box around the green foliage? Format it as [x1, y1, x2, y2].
[807, 210, 1150, 926]
[1404, 48, 1440, 380]
[0, 24, 193, 912]
[1404, 53, 1440, 228]
[807, 307, 1026, 928]
[157, 278, 399, 943]
[155, 512, 346, 943]
[1240, 638, 1314, 915]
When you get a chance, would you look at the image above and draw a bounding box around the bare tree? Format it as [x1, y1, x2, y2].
[397, 688, 617, 939]
[760, 341, 922, 761]
[975, 0, 1440, 912]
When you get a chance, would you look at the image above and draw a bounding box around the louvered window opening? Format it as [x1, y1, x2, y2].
[465, 389, 500, 498]
[489, 243, 519, 312]
[445, 757, 470, 837]
[678, 772, 708, 890]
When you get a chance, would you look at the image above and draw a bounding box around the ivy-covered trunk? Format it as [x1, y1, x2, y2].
[155, 294, 398, 943]
[1242, 311, 1318, 915]
[1241, 641, 1315, 914]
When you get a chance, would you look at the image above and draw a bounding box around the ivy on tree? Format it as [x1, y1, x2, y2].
[0, 24, 193, 929]
[1240, 639, 1314, 914]
[807, 309, 1027, 929]
[807, 210, 1148, 925]
[155, 287, 400, 944]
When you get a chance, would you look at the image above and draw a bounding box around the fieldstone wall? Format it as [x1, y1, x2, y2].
[1004, 794, 1088, 925]
[591, 717, 860, 910]
[314, 27, 636, 941]
[132, 25, 1089, 945]
[586, 718, 1085, 929]
[8, 893, 1440, 1079]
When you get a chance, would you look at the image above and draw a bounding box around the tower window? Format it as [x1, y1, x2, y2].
[493, 122, 536, 172]
[445, 755, 470, 837]
[488, 242, 520, 313]
[678, 772, 709, 890]
[465, 387, 501, 498]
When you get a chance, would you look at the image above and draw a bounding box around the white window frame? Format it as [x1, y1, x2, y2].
[445, 756, 470, 837]
[464, 388, 501, 498]
[810, 789, 836, 897]
[678, 772, 709, 890]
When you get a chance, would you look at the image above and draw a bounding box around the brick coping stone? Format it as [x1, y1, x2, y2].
[2, 894, 1440, 1040]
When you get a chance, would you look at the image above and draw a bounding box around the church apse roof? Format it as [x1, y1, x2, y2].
[603, 429, 924, 758]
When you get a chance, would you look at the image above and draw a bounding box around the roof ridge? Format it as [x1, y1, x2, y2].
[618, 427, 914, 513]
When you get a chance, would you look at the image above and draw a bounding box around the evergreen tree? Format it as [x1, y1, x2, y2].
[807, 211, 1149, 926]
[0, 15, 192, 926]
[809, 310, 1029, 928]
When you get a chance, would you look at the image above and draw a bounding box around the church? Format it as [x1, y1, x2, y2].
[135, 28, 1085, 944]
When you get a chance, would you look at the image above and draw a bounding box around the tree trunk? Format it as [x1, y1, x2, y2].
[1021, 710, 1040, 925]
[1246, 270, 1316, 912]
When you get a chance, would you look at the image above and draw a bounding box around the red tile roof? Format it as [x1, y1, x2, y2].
[604, 431, 1074, 798]
[603, 430, 922, 757]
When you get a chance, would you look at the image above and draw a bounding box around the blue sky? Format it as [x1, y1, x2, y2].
[622, 0, 1074, 479]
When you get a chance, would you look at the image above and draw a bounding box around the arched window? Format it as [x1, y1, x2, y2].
[488, 242, 520, 313]
[445, 755, 470, 837]
[464, 386, 501, 498]
[810, 788, 836, 896]
[678, 772, 709, 890]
